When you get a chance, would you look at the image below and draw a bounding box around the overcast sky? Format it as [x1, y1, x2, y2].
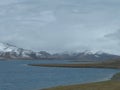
[0, 0, 120, 54]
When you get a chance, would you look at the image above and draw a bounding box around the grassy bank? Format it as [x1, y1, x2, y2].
[42, 73, 120, 90]
[42, 81, 120, 90]
[29, 60, 120, 69]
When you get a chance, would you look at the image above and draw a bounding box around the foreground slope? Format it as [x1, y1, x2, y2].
[42, 81, 120, 90]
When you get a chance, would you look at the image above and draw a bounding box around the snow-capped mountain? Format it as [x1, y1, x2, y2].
[71, 51, 120, 61]
[0, 43, 36, 59]
[51, 50, 120, 61]
[0, 42, 120, 61]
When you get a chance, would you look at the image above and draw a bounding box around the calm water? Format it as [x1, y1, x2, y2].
[0, 60, 119, 90]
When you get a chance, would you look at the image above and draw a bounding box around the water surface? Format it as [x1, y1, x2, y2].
[0, 60, 119, 90]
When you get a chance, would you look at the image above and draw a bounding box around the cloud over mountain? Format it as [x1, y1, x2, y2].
[0, 0, 120, 54]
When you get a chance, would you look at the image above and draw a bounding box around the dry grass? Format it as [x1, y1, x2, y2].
[42, 81, 120, 90]
[29, 60, 120, 69]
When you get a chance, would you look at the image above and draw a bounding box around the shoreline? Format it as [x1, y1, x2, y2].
[41, 72, 120, 90]
[28, 60, 120, 90]
[29, 60, 120, 69]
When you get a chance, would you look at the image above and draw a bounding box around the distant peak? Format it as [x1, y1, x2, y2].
[81, 50, 95, 55]
[95, 51, 107, 55]
[0, 42, 17, 47]
[81, 50, 109, 55]
[5, 43, 17, 47]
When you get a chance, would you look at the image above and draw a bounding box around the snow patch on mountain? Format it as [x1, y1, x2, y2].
[0, 42, 119, 60]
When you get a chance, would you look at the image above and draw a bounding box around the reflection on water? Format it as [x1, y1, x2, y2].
[0, 60, 119, 90]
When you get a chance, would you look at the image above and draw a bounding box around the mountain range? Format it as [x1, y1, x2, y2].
[0, 43, 120, 61]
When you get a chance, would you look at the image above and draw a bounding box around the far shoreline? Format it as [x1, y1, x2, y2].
[28, 60, 120, 69]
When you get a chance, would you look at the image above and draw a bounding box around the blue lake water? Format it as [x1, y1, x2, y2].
[0, 60, 119, 90]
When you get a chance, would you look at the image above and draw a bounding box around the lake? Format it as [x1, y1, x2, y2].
[0, 60, 119, 90]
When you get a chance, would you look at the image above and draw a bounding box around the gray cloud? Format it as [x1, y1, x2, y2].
[103, 30, 120, 54]
[0, 0, 120, 54]
[105, 30, 120, 40]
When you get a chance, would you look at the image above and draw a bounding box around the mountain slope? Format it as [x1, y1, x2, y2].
[52, 51, 120, 61]
[0, 43, 119, 61]
[0, 43, 35, 59]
